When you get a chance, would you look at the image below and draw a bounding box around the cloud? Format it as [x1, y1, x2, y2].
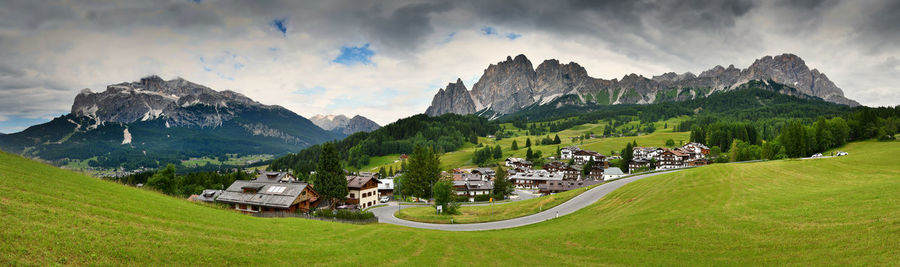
[332, 44, 375, 66]
[0, 0, 896, 132]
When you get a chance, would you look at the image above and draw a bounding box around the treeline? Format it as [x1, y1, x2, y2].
[269, 114, 498, 178]
[688, 106, 899, 161]
[106, 164, 254, 197]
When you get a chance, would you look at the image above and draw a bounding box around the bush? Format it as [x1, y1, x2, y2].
[312, 208, 375, 220]
[474, 194, 491, 202]
[453, 195, 470, 202]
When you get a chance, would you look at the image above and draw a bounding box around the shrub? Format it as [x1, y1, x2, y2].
[474, 194, 491, 202]
[312, 208, 375, 220]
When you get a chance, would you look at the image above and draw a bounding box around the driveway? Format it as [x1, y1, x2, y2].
[369, 170, 679, 231]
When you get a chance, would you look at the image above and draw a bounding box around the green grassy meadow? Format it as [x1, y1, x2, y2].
[2, 140, 898, 265]
[395, 184, 596, 224]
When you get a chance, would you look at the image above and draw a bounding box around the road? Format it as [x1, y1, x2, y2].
[369, 170, 679, 231]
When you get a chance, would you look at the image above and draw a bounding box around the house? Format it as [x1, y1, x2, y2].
[629, 159, 651, 171]
[358, 172, 380, 179]
[188, 189, 222, 203]
[544, 161, 584, 180]
[452, 172, 484, 182]
[603, 167, 625, 181]
[572, 150, 607, 164]
[508, 170, 565, 189]
[377, 178, 394, 198]
[217, 173, 320, 213]
[346, 175, 381, 209]
[505, 157, 533, 168]
[453, 179, 494, 202]
[681, 142, 710, 159]
[559, 146, 580, 160]
[586, 165, 605, 181]
[657, 149, 688, 170]
[538, 180, 602, 194]
[470, 167, 496, 180]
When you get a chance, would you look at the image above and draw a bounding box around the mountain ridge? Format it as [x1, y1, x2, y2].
[310, 114, 381, 135]
[0, 76, 342, 170]
[425, 53, 860, 117]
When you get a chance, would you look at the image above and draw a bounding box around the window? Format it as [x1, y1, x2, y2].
[350, 193, 355, 198]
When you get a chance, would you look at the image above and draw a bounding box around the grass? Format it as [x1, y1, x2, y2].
[395, 185, 597, 224]
[2, 140, 899, 265]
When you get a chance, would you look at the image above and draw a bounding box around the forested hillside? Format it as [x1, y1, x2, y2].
[269, 114, 498, 177]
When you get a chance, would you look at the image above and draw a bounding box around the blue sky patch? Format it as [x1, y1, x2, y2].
[332, 43, 374, 66]
[506, 33, 522, 40]
[481, 26, 497, 36]
[0, 114, 63, 134]
[270, 18, 288, 37]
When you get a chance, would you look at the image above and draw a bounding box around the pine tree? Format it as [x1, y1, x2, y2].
[315, 143, 348, 209]
[553, 134, 561, 144]
[525, 138, 531, 147]
[493, 144, 502, 159]
[511, 140, 519, 150]
[491, 165, 513, 200]
[526, 147, 534, 160]
[407, 145, 441, 199]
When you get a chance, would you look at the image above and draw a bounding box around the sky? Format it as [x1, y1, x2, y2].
[0, 0, 898, 133]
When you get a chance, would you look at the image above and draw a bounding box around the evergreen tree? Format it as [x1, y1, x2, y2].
[511, 140, 519, 150]
[665, 139, 676, 147]
[553, 134, 561, 144]
[406, 145, 441, 199]
[525, 147, 533, 161]
[491, 165, 513, 200]
[581, 158, 595, 177]
[388, 166, 394, 177]
[493, 144, 503, 159]
[378, 167, 387, 179]
[315, 143, 347, 209]
[619, 143, 634, 173]
[525, 138, 532, 147]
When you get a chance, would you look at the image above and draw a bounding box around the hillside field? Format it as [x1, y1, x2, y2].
[1, 140, 898, 265]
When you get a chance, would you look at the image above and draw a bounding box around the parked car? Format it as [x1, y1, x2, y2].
[811, 153, 823, 158]
[380, 196, 390, 203]
[836, 151, 849, 156]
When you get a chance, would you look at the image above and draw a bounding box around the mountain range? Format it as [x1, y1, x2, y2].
[310, 114, 381, 135]
[425, 53, 859, 117]
[0, 76, 342, 170]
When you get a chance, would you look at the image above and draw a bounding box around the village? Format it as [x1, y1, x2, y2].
[188, 142, 712, 220]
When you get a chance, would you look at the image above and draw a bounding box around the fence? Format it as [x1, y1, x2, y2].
[252, 211, 378, 225]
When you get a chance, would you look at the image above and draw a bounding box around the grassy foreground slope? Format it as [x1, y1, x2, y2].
[2, 141, 899, 265]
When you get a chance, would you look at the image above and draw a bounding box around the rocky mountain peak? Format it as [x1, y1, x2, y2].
[310, 114, 380, 135]
[425, 53, 860, 118]
[71, 76, 267, 127]
[425, 78, 476, 116]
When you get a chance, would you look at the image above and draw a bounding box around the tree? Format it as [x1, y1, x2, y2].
[619, 142, 634, 173]
[469, 133, 478, 144]
[511, 140, 519, 150]
[525, 138, 531, 147]
[493, 144, 503, 159]
[581, 158, 595, 177]
[406, 145, 441, 199]
[378, 167, 387, 179]
[553, 134, 561, 144]
[526, 147, 533, 160]
[665, 139, 676, 147]
[315, 143, 348, 209]
[147, 164, 176, 194]
[432, 179, 459, 215]
[491, 165, 513, 200]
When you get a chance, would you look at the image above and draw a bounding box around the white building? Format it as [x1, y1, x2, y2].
[603, 167, 625, 181]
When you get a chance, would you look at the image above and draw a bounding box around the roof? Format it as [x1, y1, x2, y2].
[509, 170, 565, 181]
[471, 168, 496, 175]
[192, 189, 222, 202]
[347, 175, 381, 189]
[378, 178, 394, 190]
[254, 171, 296, 183]
[605, 167, 624, 175]
[216, 180, 314, 208]
[454, 180, 493, 191]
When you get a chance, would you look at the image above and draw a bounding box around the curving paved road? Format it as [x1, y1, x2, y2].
[370, 170, 680, 231]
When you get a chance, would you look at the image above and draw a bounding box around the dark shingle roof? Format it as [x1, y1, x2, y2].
[217, 180, 312, 208]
